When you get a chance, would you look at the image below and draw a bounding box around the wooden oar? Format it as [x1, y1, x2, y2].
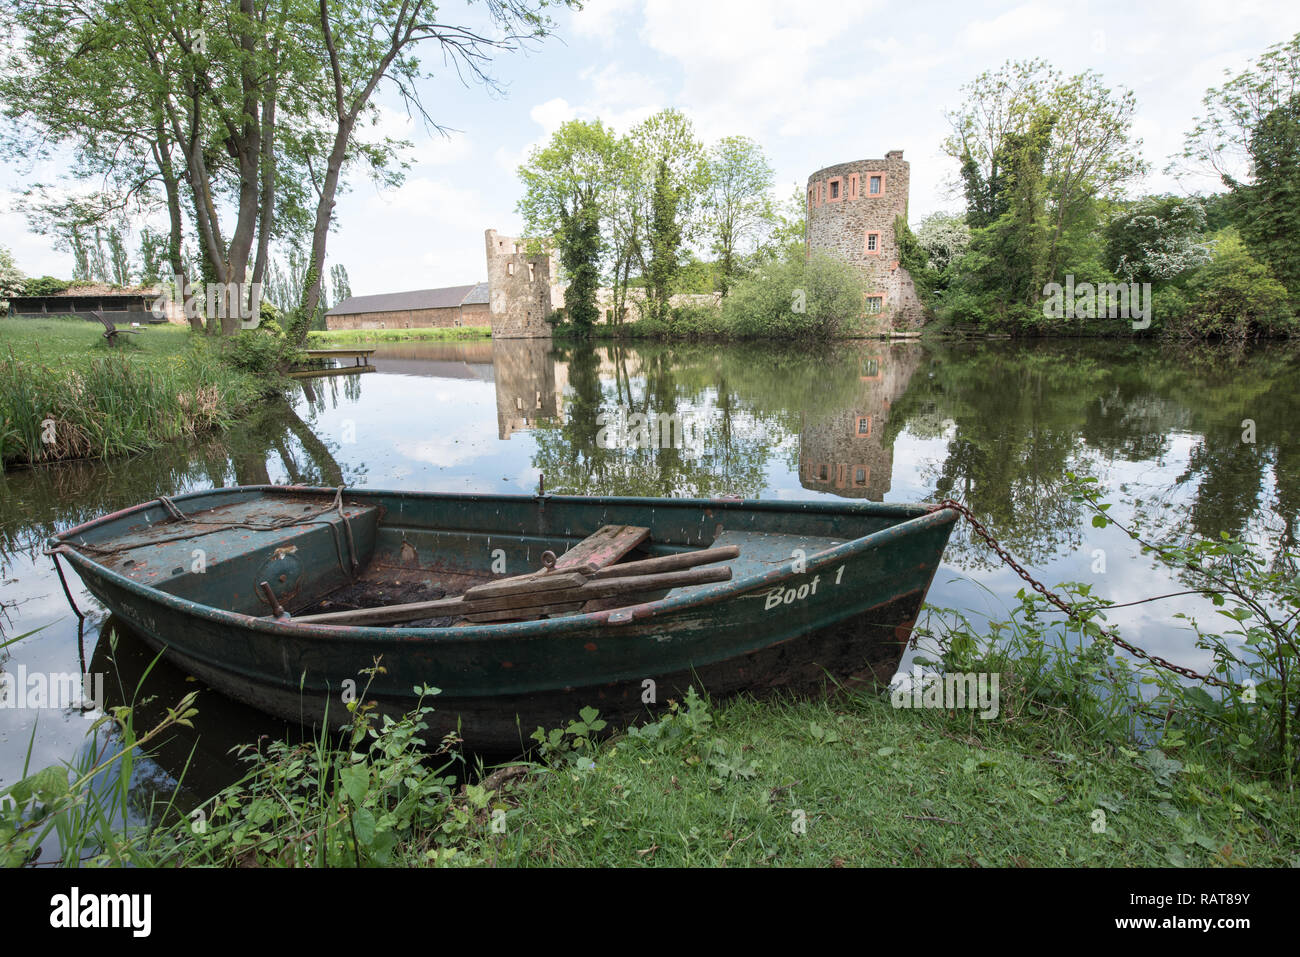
[588, 545, 738, 579]
[291, 564, 732, 627]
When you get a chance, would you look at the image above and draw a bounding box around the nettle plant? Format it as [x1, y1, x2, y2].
[1067, 474, 1299, 783]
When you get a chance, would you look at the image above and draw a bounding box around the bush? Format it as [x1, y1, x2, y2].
[667, 303, 726, 338]
[722, 252, 866, 339]
[1173, 231, 1295, 338]
[20, 276, 71, 297]
[223, 323, 302, 375]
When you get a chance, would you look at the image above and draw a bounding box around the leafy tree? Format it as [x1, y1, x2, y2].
[0, 0, 573, 341]
[1179, 33, 1300, 302]
[0, 245, 25, 306]
[106, 224, 132, 285]
[1178, 231, 1293, 338]
[138, 228, 169, 285]
[758, 185, 807, 264]
[946, 59, 1147, 294]
[628, 110, 710, 324]
[704, 135, 773, 295]
[948, 109, 1056, 326]
[1234, 95, 1300, 300]
[329, 264, 352, 307]
[517, 119, 617, 334]
[1104, 195, 1211, 282]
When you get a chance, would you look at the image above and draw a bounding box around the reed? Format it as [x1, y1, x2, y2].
[0, 329, 267, 468]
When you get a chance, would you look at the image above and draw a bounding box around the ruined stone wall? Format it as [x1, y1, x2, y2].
[806, 151, 926, 331]
[485, 229, 555, 339]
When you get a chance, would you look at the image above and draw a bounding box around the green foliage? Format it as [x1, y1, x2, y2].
[1234, 94, 1300, 302]
[19, 275, 70, 296]
[223, 320, 302, 376]
[630, 110, 711, 324]
[705, 135, 774, 295]
[1104, 195, 1211, 282]
[722, 251, 866, 339]
[944, 59, 1148, 328]
[0, 317, 268, 466]
[1064, 475, 1300, 782]
[1170, 231, 1295, 338]
[516, 119, 618, 334]
[946, 110, 1056, 328]
[893, 214, 935, 305]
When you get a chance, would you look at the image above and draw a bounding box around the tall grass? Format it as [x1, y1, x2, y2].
[0, 343, 265, 467]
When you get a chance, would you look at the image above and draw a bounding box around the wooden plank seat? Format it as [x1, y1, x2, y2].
[289, 521, 740, 626]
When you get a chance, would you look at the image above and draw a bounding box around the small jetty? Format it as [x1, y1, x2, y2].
[289, 347, 377, 379]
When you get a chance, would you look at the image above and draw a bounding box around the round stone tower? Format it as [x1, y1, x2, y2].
[806, 150, 925, 329]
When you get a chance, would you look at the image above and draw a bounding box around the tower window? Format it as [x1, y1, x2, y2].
[829, 180, 839, 199]
[869, 175, 882, 195]
[848, 173, 859, 200]
[528, 262, 536, 282]
[864, 232, 880, 254]
[865, 295, 884, 314]
[507, 263, 515, 277]
[856, 415, 872, 436]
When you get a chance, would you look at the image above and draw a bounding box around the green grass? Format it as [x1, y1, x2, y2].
[307, 326, 491, 345]
[487, 688, 1297, 867]
[0, 315, 270, 468]
[16, 679, 1294, 868]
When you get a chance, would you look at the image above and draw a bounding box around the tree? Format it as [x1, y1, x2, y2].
[627, 110, 709, 323]
[1104, 195, 1211, 283]
[759, 185, 807, 264]
[705, 136, 773, 295]
[1178, 32, 1300, 301]
[106, 224, 132, 285]
[1180, 231, 1293, 338]
[1234, 95, 1300, 300]
[329, 264, 352, 307]
[915, 212, 970, 275]
[0, 0, 573, 341]
[138, 228, 169, 285]
[947, 109, 1056, 325]
[602, 135, 645, 326]
[946, 59, 1146, 282]
[517, 119, 617, 333]
[0, 246, 25, 307]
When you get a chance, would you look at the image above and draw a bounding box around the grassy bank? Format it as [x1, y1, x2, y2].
[0, 316, 271, 468]
[7, 665, 1295, 868]
[307, 326, 491, 345]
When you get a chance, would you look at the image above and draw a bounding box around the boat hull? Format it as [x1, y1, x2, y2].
[54, 487, 957, 752]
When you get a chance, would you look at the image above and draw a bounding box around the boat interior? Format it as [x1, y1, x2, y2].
[60, 487, 916, 626]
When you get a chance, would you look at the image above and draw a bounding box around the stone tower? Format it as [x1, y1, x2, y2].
[805, 151, 925, 330]
[485, 229, 555, 339]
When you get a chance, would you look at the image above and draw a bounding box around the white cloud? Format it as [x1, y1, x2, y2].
[570, 0, 640, 40]
[959, 4, 1067, 48]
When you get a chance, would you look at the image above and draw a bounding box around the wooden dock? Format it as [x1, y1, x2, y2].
[289, 347, 377, 379]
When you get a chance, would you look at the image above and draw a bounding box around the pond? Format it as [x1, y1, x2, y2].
[1, 337, 1296, 812]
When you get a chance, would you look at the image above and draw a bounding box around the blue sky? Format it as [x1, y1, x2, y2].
[3, 0, 1299, 296]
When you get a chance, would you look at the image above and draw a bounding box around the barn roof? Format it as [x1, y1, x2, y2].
[327, 284, 484, 316]
[461, 281, 490, 305]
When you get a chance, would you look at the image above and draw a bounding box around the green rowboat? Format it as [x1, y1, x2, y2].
[51, 485, 958, 751]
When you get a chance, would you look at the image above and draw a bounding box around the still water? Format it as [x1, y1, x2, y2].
[1, 337, 1296, 809]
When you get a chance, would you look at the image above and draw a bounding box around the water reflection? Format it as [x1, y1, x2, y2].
[1, 336, 1296, 806]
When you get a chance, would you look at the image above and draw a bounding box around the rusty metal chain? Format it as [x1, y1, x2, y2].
[929, 499, 1232, 689]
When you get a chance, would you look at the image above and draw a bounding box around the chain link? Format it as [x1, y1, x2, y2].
[929, 499, 1232, 689]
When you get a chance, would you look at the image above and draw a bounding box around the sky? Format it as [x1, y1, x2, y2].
[2, 0, 1299, 297]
